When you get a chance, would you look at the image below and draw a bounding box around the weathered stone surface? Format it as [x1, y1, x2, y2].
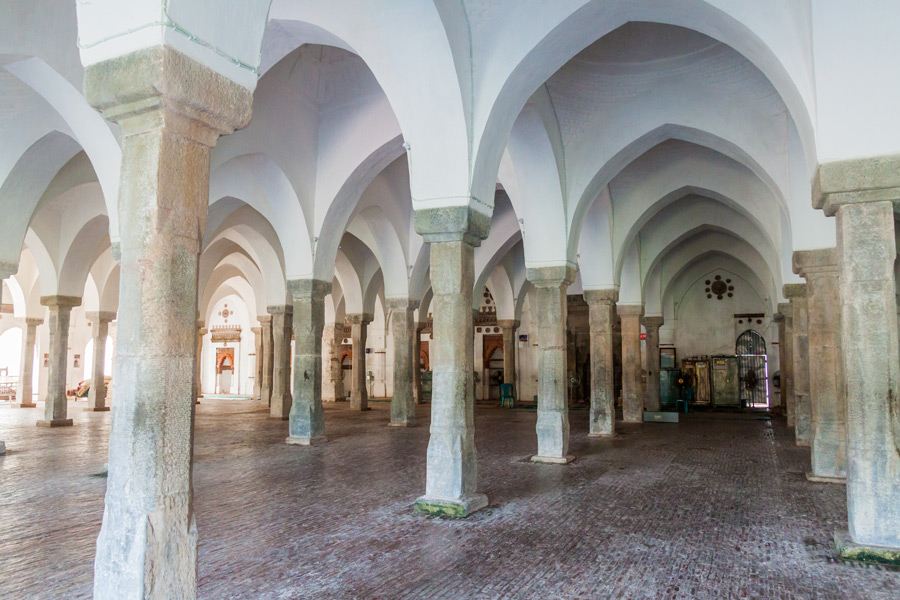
[585, 290, 617, 436]
[794, 249, 846, 481]
[37, 295, 80, 428]
[16, 317, 42, 408]
[286, 279, 330, 445]
[86, 45, 253, 600]
[258, 315, 273, 406]
[195, 325, 206, 402]
[322, 324, 345, 403]
[413, 323, 425, 405]
[527, 265, 575, 462]
[834, 199, 900, 549]
[813, 155, 900, 216]
[414, 205, 491, 246]
[387, 299, 417, 426]
[784, 283, 812, 446]
[835, 531, 900, 566]
[641, 315, 664, 413]
[776, 303, 794, 427]
[618, 304, 644, 423]
[346, 313, 373, 411]
[251, 326, 262, 400]
[85, 312, 116, 412]
[416, 239, 487, 517]
[268, 305, 293, 420]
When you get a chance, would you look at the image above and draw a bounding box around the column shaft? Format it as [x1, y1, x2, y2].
[86, 312, 115, 411]
[415, 238, 487, 516]
[321, 324, 344, 402]
[837, 200, 900, 547]
[785, 284, 812, 446]
[618, 305, 644, 423]
[259, 315, 273, 406]
[194, 326, 205, 402]
[388, 300, 417, 426]
[286, 280, 330, 445]
[776, 304, 795, 427]
[585, 291, 617, 436]
[795, 249, 846, 480]
[86, 46, 252, 599]
[528, 266, 574, 463]
[17, 318, 40, 408]
[498, 319, 518, 394]
[269, 306, 293, 419]
[38, 296, 79, 427]
[642, 316, 664, 412]
[348, 314, 371, 411]
[251, 326, 262, 400]
[413, 324, 424, 404]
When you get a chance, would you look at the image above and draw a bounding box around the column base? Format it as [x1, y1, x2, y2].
[835, 531, 900, 565]
[415, 493, 488, 518]
[36, 419, 73, 428]
[530, 454, 576, 464]
[84, 406, 111, 412]
[388, 421, 415, 428]
[18, 403, 36, 408]
[285, 435, 327, 446]
[796, 440, 811, 447]
[806, 472, 846, 484]
[587, 432, 616, 438]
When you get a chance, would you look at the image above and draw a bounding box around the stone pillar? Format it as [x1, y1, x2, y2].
[85, 311, 116, 412]
[388, 299, 417, 426]
[775, 304, 795, 426]
[497, 319, 519, 393]
[268, 305, 293, 420]
[794, 249, 846, 482]
[815, 159, 900, 554]
[258, 314, 273, 406]
[322, 323, 345, 402]
[37, 295, 80, 427]
[17, 318, 42, 408]
[618, 305, 644, 423]
[784, 283, 812, 446]
[413, 323, 425, 404]
[195, 325, 206, 403]
[528, 266, 575, 463]
[85, 46, 252, 599]
[251, 326, 262, 400]
[585, 290, 617, 436]
[347, 313, 372, 411]
[286, 280, 330, 445]
[641, 315, 664, 412]
[413, 207, 489, 517]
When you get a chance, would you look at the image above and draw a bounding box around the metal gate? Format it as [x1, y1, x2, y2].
[735, 330, 768, 407]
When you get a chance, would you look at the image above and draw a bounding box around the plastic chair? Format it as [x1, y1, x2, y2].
[500, 383, 515, 408]
[675, 397, 689, 414]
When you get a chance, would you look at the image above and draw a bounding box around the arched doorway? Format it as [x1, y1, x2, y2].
[735, 330, 768, 408]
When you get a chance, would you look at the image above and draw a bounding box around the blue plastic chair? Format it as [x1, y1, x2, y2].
[500, 383, 516, 408]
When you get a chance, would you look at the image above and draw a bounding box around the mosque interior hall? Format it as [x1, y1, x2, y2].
[1, 2, 900, 599]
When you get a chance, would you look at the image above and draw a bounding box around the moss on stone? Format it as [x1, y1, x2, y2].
[414, 499, 469, 518]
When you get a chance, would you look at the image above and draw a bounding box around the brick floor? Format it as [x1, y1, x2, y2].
[0, 399, 898, 599]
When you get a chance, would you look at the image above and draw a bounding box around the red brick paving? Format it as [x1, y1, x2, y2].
[0, 399, 897, 599]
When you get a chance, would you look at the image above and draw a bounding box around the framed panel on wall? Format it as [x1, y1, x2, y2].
[660, 347, 676, 369]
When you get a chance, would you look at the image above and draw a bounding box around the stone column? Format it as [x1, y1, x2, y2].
[585, 290, 617, 436]
[347, 313, 372, 411]
[195, 325, 206, 403]
[258, 314, 273, 406]
[815, 160, 900, 554]
[286, 279, 330, 445]
[784, 283, 812, 446]
[17, 317, 42, 408]
[321, 323, 345, 402]
[85, 312, 116, 412]
[413, 207, 489, 517]
[37, 295, 80, 427]
[85, 46, 252, 599]
[794, 249, 846, 482]
[528, 266, 575, 463]
[774, 304, 795, 426]
[642, 315, 664, 412]
[618, 305, 644, 423]
[497, 319, 519, 393]
[388, 299, 417, 426]
[413, 323, 424, 404]
[251, 326, 262, 400]
[268, 305, 293, 420]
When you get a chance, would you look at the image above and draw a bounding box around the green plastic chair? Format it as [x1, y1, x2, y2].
[500, 383, 515, 408]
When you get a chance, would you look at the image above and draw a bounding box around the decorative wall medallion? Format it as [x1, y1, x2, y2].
[705, 275, 734, 300]
[218, 303, 234, 323]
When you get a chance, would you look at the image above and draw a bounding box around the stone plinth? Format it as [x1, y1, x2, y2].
[286, 280, 330, 446]
[618, 305, 644, 423]
[585, 290, 618, 436]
